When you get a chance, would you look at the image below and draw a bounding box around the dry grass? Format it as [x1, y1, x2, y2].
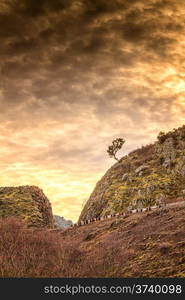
[0, 217, 84, 277]
[0, 207, 185, 278]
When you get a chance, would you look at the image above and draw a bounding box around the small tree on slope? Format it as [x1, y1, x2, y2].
[107, 138, 125, 161]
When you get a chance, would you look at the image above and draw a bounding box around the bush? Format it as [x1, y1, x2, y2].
[157, 129, 179, 145]
[157, 131, 167, 143]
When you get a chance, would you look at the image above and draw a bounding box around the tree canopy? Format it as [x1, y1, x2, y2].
[107, 138, 125, 161]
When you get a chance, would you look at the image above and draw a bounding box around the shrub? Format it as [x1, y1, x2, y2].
[157, 129, 178, 145]
[157, 131, 167, 143]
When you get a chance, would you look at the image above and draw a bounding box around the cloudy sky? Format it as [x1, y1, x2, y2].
[0, 0, 185, 221]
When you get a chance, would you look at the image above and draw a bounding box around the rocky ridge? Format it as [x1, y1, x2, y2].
[79, 125, 185, 221]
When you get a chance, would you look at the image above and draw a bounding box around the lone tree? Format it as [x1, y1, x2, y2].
[107, 138, 125, 161]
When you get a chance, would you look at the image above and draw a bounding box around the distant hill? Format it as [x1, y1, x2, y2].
[79, 125, 185, 221]
[0, 185, 54, 228]
[54, 215, 73, 229]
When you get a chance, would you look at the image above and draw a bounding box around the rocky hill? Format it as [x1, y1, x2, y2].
[54, 215, 73, 229]
[79, 125, 185, 222]
[0, 186, 54, 227]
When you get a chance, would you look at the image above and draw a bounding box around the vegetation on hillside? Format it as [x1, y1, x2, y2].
[80, 125, 185, 221]
[0, 186, 53, 228]
[1, 206, 185, 277]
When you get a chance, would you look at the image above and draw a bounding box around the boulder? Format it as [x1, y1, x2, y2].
[122, 173, 129, 181]
[135, 164, 149, 175]
[157, 137, 177, 169]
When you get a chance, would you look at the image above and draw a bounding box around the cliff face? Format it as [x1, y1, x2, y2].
[79, 125, 185, 221]
[0, 185, 54, 227]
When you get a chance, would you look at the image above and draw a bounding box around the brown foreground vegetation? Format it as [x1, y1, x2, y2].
[0, 206, 185, 277]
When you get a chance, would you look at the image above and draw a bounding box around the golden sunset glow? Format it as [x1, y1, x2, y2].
[0, 0, 185, 221]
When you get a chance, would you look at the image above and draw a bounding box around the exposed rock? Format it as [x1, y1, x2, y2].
[127, 175, 135, 183]
[79, 125, 185, 222]
[135, 164, 149, 175]
[122, 173, 129, 181]
[146, 184, 156, 194]
[0, 186, 54, 228]
[54, 215, 73, 229]
[163, 158, 172, 168]
[156, 137, 177, 169]
[175, 157, 185, 176]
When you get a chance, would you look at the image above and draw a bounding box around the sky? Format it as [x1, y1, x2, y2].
[0, 0, 185, 222]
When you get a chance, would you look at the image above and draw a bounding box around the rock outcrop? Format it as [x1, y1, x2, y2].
[0, 185, 54, 227]
[79, 125, 185, 221]
[54, 215, 73, 229]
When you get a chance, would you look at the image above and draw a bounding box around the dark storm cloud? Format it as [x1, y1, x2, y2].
[2, 0, 70, 17]
[0, 0, 183, 85]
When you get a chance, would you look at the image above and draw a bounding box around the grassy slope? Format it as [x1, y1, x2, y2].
[62, 206, 185, 277]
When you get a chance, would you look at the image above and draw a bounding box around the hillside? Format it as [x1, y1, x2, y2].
[62, 205, 185, 277]
[79, 125, 185, 221]
[0, 186, 54, 227]
[0, 205, 184, 277]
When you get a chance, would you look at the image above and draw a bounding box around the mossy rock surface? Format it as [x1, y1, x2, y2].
[0, 186, 54, 228]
